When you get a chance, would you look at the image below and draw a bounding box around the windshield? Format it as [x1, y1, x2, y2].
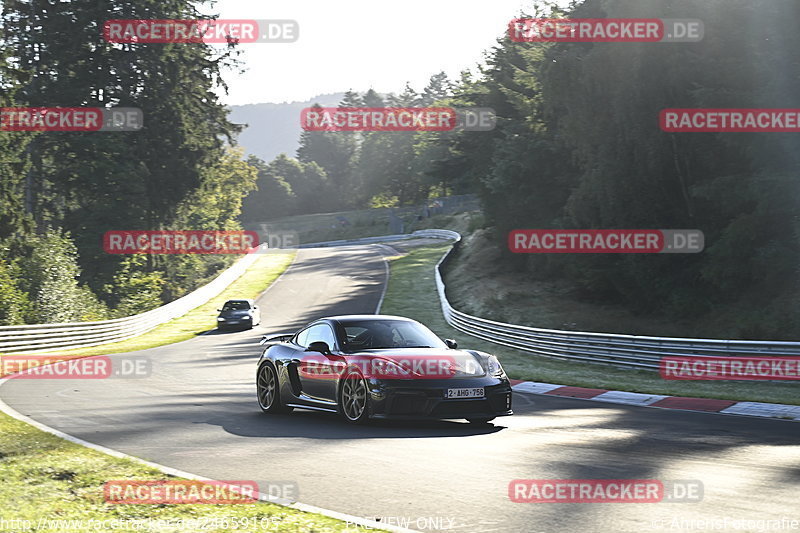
[222, 301, 250, 311]
[341, 320, 447, 351]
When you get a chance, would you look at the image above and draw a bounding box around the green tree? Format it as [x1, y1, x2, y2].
[2, 0, 252, 311]
[297, 96, 358, 209]
[0, 258, 31, 325]
[260, 154, 330, 214]
[104, 255, 165, 317]
[13, 232, 98, 323]
[0, 28, 34, 240]
[241, 155, 295, 222]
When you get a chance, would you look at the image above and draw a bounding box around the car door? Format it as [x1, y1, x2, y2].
[296, 323, 343, 402]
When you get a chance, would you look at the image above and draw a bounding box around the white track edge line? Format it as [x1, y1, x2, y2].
[0, 376, 418, 533]
[373, 244, 397, 314]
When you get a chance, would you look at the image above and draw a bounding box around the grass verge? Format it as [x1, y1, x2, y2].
[0, 412, 379, 532]
[379, 244, 800, 406]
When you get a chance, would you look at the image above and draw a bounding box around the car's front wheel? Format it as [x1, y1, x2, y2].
[338, 368, 370, 424]
[257, 363, 291, 414]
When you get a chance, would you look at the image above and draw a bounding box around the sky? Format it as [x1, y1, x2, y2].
[207, 0, 541, 106]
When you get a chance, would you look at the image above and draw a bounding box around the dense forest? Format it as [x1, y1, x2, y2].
[0, 0, 255, 324]
[249, 0, 800, 338]
[2, 0, 800, 338]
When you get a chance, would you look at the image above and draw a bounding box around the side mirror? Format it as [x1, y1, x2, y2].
[307, 341, 331, 355]
[217, 309, 222, 312]
[445, 339, 458, 349]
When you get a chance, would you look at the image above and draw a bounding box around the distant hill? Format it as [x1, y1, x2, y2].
[228, 92, 346, 163]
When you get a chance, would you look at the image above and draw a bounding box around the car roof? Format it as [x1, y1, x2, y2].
[320, 315, 416, 324]
[224, 299, 254, 304]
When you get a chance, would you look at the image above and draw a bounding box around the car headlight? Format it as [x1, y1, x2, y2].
[487, 355, 506, 377]
[217, 317, 225, 321]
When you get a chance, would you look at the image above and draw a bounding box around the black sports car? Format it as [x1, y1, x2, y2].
[255, 315, 513, 424]
[217, 299, 260, 330]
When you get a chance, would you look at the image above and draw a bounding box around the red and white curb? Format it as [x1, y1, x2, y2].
[509, 380, 800, 421]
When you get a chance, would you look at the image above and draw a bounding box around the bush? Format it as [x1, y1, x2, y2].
[104, 255, 165, 318]
[12, 232, 102, 323]
[0, 257, 31, 325]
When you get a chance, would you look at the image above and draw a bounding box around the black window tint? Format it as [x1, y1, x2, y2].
[223, 301, 250, 311]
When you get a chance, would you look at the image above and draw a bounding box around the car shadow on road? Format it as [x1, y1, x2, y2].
[203, 406, 507, 440]
[201, 328, 254, 336]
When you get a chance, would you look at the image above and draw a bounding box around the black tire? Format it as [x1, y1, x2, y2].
[338, 368, 370, 424]
[257, 363, 291, 414]
[467, 417, 495, 425]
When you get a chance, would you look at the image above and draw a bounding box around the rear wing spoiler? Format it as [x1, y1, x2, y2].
[260, 333, 295, 345]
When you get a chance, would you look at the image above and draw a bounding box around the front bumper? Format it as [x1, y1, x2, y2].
[217, 317, 253, 329]
[366, 377, 513, 420]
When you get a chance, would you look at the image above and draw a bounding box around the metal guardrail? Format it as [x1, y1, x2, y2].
[297, 229, 462, 249]
[298, 233, 413, 248]
[9, 227, 799, 366]
[0, 248, 265, 354]
[417, 230, 800, 370]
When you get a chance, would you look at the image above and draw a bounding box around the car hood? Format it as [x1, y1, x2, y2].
[219, 310, 252, 317]
[345, 348, 486, 379]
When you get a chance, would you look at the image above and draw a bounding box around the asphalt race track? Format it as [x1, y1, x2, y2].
[2, 245, 798, 533]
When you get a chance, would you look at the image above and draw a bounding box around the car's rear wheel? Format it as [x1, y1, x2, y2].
[257, 363, 291, 414]
[339, 369, 370, 424]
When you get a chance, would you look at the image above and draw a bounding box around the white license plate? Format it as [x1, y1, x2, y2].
[446, 387, 484, 399]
